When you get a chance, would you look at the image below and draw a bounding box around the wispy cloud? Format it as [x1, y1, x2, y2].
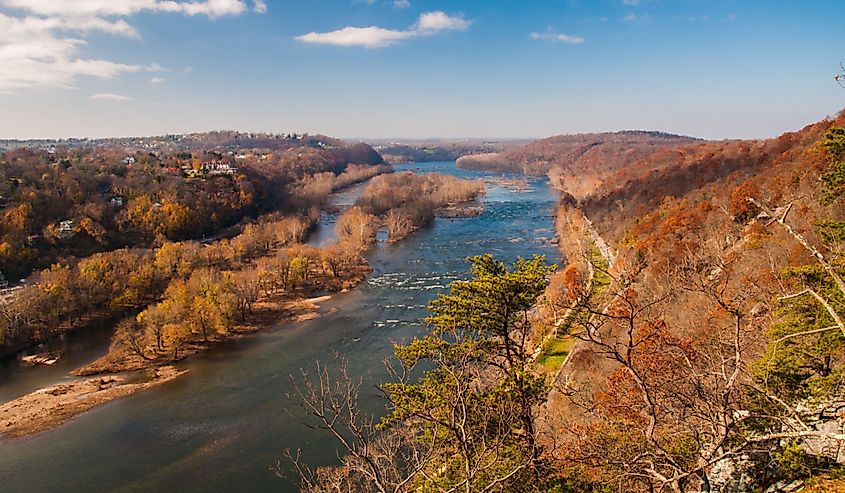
[530, 31, 585, 44]
[0, 13, 142, 92]
[0, 0, 254, 19]
[150, 77, 167, 84]
[297, 26, 409, 48]
[253, 0, 267, 14]
[356, 0, 409, 7]
[296, 11, 470, 48]
[0, 1, 265, 93]
[89, 92, 133, 101]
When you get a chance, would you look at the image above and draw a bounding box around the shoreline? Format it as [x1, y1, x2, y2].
[0, 269, 367, 441]
[0, 366, 186, 440]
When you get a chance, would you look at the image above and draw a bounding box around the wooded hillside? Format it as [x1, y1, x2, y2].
[540, 110, 845, 492]
[0, 135, 384, 279]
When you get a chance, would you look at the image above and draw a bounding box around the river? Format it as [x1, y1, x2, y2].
[0, 161, 560, 492]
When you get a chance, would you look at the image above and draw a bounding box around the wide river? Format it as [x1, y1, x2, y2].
[0, 161, 560, 492]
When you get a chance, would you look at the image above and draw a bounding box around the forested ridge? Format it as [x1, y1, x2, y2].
[535, 110, 845, 492]
[373, 140, 526, 164]
[0, 135, 384, 280]
[455, 131, 700, 190]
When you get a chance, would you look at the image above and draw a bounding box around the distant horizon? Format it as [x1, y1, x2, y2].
[1, 111, 838, 144]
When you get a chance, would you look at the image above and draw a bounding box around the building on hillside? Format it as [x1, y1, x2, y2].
[181, 165, 202, 178]
[201, 161, 239, 175]
[58, 220, 75, 239]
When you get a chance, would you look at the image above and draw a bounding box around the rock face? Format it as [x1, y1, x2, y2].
[20, 351, 62, 366]
[765, 480, 806, 493]
[708, 399, 845, 492]
[794, 399, 845, 464]
[709, 454, 768, 493]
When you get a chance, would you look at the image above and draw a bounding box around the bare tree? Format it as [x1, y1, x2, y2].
[556, 213, 845, 492]
[278, 360, 437, 493]
[280, 354, 541, 493]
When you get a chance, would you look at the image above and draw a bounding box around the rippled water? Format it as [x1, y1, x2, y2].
[0, 162, 559, 492]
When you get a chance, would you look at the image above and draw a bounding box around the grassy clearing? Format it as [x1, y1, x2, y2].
[589, 245, 611, 296]
[538, 334, 577, 373]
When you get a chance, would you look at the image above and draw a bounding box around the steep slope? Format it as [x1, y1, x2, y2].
[541, 110, 845, 491]
[457, 131, 700, 201]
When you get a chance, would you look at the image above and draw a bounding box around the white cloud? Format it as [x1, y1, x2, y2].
[150, 77, 167, 84]
[89, 92, 133, 101]
[0, 0, 250, 19]
[530, 31, 585, 44]
[54, 16, 140, 37]
[0, 0, 262, 93]
[393, 0, 410, 9]
[623, 13, 639, 23]
[0, 13, 145, 92]
[414, 11, 470, 32]
[253, 0, 267, 14]
[296, 11, 470, 48]
[297, 26, 411, 48]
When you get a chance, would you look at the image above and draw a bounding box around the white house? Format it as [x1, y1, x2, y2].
[202, 161, 239, 175]
[58, 220, 75, 239]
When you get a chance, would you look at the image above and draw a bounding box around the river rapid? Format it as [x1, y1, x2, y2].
[0, 161, 559, 492]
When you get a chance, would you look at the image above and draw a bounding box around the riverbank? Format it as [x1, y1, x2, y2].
[0, 265, 369, 440]
[0, 366, 185, 439]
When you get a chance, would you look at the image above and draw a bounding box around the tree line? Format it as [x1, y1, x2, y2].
[0, 142, 385, 279]
[0, 213, 317, 358]
[351, 172, 484, 243]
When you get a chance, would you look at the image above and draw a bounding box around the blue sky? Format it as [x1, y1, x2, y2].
[0, 0, 843, 140]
